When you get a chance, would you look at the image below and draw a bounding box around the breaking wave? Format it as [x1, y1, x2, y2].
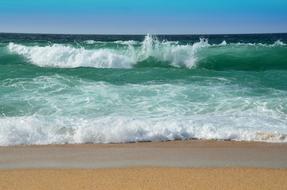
[2, 33, 287, 146]
[7, 34, 286, 70]
[7, 35, 205, 69]
[1, 75, 287, 146]
[1, 115, 287, 146]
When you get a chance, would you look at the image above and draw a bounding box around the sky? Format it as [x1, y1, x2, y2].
[0, 0, 287, 34]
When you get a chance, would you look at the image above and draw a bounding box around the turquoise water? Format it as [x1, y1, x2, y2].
[1, 33, 287, 145]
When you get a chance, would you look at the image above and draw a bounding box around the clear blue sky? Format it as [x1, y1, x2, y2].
[0, 0, 286, 34]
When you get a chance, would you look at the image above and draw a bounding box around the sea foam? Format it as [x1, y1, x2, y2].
[7, 35, 208, 69]
[7, 35, 286, 70]
[1, 75, 287, 146]
[7, 43, 135, 68]
[1, 114, 286, 146]
[2, 34, 287, 146]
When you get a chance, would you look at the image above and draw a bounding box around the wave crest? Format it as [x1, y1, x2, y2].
[1, 115, 287, 146]
[7, 43, 135, 68]
[7, 35, 208, 69]
[7, 35, 287, 70]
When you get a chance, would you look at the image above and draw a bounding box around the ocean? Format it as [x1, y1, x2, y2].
[0, 33, 287, 146]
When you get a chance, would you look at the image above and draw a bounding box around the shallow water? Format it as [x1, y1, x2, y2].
[1, 33, 287, 145]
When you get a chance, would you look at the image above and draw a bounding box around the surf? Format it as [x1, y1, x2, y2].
[6, 35, 287, 70]
[1, 33, 287, 146]
[6, 35, 204, 69]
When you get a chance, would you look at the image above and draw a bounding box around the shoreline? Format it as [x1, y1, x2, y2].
[1, 140, 286, 169]
[2, 138, 286, 148]
[1, 140, 287, 190]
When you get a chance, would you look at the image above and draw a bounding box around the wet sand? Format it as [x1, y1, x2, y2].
[0, 140, 287, 169]
[0, 140, 287, 190]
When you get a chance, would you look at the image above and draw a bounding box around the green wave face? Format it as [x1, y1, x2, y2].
[0, 34, 287, 145]
[2, 35, 287, 71]
[197, 44, 287, 71]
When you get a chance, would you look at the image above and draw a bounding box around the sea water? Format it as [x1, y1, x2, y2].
[0, 33, 287, 145]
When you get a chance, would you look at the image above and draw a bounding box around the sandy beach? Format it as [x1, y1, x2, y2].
[0, 140, 287, 190]
[0, 140, 287, 169]
[1, 168, 287, 190]
[1, 0, 287, 189]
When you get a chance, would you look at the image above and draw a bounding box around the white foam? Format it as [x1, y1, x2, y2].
[233, 40, 286, 47]
[8, 43, 135, 68]
[85, 40, 96, 44]
[273, 40, 286, 46]
[6, 35, 287, 69]
[114, 40, 139, 45]
[1, 114, 286, 146]
[7, 35, 209, 69]
[219, 40, 227, 46]
[1, 75, 287, 146]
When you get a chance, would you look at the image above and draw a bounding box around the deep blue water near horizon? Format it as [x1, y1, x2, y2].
[1, 32, 287, 44]
[0, 33, 287, 146]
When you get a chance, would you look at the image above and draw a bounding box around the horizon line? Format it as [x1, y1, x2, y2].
[1, 31, 287, 36]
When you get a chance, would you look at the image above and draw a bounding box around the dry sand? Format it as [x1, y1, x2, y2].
[0, 141, 287, 190]
[1, 168, 287, 190]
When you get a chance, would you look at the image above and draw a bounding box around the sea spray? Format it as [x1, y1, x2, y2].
[1, 33, 287, 146]
[7, 35, 287, 70]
